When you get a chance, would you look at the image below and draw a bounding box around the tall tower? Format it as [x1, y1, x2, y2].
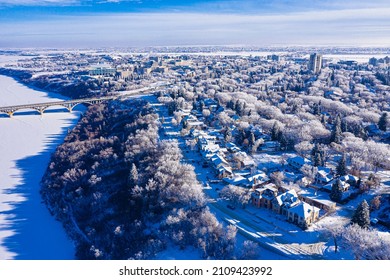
[309, 53, 322, 74]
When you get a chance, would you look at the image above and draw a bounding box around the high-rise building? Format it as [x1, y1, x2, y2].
[309, 53, 323, 74]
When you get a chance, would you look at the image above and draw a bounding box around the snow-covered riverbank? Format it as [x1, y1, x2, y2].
[0, 75, 81, 259]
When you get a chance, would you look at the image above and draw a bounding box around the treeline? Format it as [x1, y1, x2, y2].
[0, 67, 99, 99]
[0, 67, 32, 80]
[41, 99, 240, 259]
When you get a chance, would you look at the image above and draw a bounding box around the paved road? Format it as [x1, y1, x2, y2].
[144, 94, 326, 260]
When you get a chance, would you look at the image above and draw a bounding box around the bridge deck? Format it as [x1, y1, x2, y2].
[0, 84, 168, 117]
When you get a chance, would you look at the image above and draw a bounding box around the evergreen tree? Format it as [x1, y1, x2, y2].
[330, 115, 342, 144]
[354, 125, 368, 140]
[336, 153, 347, 176]
[271, 122, 281, 141]
[351, 200, 370, 229]
[279, 133, 293, 151]
[235, 129, 245, 145]
[182, 119, 188, 129]
[312, 102, 321, 115]
[227, 100, 235, 110]
[224, 128, 232, 142]
[311, 143, 324, 167]
[341, 118, 348, 133]
[378, 112, 388, 131]
[321, 114, 327, 126]
[330, 179, 344, 202]
[167, 102, 175, 116]
[236, 100, 245, 116]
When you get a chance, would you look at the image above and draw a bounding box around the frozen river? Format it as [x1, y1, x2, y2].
[0, 75, 81, 259]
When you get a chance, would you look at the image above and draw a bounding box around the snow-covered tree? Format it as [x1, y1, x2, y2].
[330, 115, 343, 144]
[378, 112, 388, 131]
[220, 185, 251, 208]
[128, 163, 139, 186]
[351, 200, 370, 229]
[336, 153, 347, 177]
[311, 143, 325, 167]
[239, 240, 260, 260]
[330, 179, 343, 202]
[341, 224, 390, 260]
[370, 196, 381, 211]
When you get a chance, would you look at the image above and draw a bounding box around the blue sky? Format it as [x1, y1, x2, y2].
[1, 0, 390, 48]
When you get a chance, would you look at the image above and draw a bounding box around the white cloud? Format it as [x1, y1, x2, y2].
[0, 0, 79, 6]
[1, 8, 389, 48]
[0, 0, 141, 5]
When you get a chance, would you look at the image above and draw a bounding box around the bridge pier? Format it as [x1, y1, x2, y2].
[37, 108, 45, 115]
[64, 104, 74, 112]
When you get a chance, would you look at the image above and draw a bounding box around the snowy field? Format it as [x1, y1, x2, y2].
[323, 54, 390, 63]
[0, 75, 82, 259]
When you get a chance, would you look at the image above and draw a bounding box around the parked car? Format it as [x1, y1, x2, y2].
[227, 204, 236, 210]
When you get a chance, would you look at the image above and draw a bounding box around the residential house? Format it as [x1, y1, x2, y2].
[246, 171, 270, 188]
[322, 179, 350, 192]
[272, 189, 300, 216]
[298, 189, 337, 212]
[234, 151, 256, 169]
[211, 154, 229, 169]
[315, 167, 333, 185]
[287, 156, 312, 171]
[261, 141, 280, 152]
[217, 165, 233, 179]
[223, 175, 247, 186]
[226, 142, 241, 153]
[252, 184, 279, 209]
[283, 171, 301, 183]
[287, 202, 320, 228]
[339, 174, 359, 187]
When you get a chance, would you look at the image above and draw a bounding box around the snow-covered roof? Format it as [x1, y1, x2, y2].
[247, 171, 268, 183]
[323, 180, 350, 192]
[283, 171, 300, 182]
[253, 184, 278, 199]
[226, 142, 240, 151]
[211, 154, 229, 167]
[90, 63, 114, 69]
[288, 202, 320, 219]
[242, 158, 256, 167]
[218, 165, 233, 174]
[287, 156, 312, 167]
[339, 174, 358, 183]
[223, 175, 247, 186]
[316, 167, 333, 183]
[201, 143, 220, 154]
[299, 189, 337, 208]
[274, 189, 299, 208]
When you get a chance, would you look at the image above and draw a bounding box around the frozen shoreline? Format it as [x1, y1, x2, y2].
[0, 75, 81, 259]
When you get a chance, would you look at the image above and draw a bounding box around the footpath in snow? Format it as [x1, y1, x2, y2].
[0, 75, 81, 259]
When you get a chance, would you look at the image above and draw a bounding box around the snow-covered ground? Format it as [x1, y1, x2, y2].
[323, 54, 389, 63]
[0, 74, 82, 259]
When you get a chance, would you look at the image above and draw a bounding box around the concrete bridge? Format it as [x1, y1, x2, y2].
[0, 84, 167, 117]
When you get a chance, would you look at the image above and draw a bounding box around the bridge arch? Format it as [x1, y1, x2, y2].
[40, 102, 94, 114]
[8, 107, 43, 116]
[69, 101, 95, 112]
